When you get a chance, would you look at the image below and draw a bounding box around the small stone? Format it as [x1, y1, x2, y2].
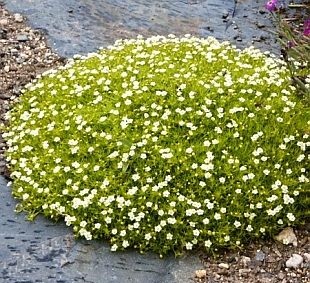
[255, 250, 265, 262]
[275, 227, 298, 247]
[0, 19, 9, 26]
[16, 34, 29, 42]
[240, 256, 251, 267]
[14, 13, 24, 23]
[286, 254, 303, 268]
[239, 268, 251, 274]
[278, 272, 285, 280]
[303, 253, 310, 262]
[273, 247, 282, 257]
[0, 93, 11, 100]
[222, 10, 229, 19]
[218, 263, 229, 269]
[10, 48, 19, 55]
[257, 22, 266, 28]
[195, 269, 206, 278]
[4, 65, 10, 72]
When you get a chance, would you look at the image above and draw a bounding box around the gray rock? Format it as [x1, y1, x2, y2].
[195, 269, 206, 279]
[286, 254, 303, 268]
[277, 272, 285, 280]
[13, 13, 23, 22]
[218, 263, 229, 269]
[0, 176, 203, 283]
[275, 227, 298, 247]
[254, 250, 265, 262]
[303, 253, 310, 262]
[16, 33, 29, 42]
[3, 0, 282, 58]
[240, 256, 251, 266]
[0, 18, 9, 25]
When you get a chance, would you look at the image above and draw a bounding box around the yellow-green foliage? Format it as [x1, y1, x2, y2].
[3, 35, 310, 256]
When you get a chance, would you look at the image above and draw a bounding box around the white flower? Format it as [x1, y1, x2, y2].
[140, 153, 147, 159]
[263, 169, 270, 175]
[155, 225, 162, 232]
[80, 221, 87, 228]
[246, 225, 253, 232]
[214, 213, 221, 220]
[220, 207, 226, 213]
[199, 181, 206, 187]
[185, 147, 193, 154]
[122, 240, 129, 248]
[287, 213, 295, 222]
[185, 242, 193, 250]
[72, 161, 80, 168]
[204, 240, 212, 247]
[111, 244, 118, 251]
[166, 233, 173, 240]
[234, 221, 241, 228]
[145, 233, 152, 241]
[132, 173, 140, 181]
[203, 140, 211, 147]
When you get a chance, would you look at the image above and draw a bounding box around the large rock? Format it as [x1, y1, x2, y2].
[286, 254, 303, 268]
[3, 0, 280, 58]
[0, 176, 203, 282]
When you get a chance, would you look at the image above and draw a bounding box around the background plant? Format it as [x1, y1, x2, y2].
[3, 35, 310, 256]
[265, 0, 310, 103]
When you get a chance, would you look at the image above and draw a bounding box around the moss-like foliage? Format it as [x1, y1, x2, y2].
[3, 35, 309, 256]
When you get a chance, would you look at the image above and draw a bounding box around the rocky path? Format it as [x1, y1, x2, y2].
[0, 1, 309, 283]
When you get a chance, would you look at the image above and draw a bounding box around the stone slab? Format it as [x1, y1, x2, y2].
[0, 176, 202, 283]
[3, 0, 280, 57]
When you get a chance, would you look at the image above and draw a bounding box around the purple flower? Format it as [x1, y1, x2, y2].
[265, 0, 278, 12]
[303, 19, 310, 36]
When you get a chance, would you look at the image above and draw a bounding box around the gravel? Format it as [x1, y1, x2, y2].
[0, 3, 65, 177]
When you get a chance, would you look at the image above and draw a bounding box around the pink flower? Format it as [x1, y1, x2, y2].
[265, 0, 278, 12]
[303, 19, 310, 36]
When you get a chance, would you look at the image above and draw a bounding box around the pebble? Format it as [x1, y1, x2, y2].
[16, 33, 29, 42]
[240, 256, 251, 267]
[255, 250, 265, 262]
[0, 19, 8, 26]
[218, 263, 229, 269]
[239, 268, 251, 275]
[303, 253, 310, 262]
[278, 272, 285, 280]
[222, 10, 229, 19]
[195, 269, 206, 278]
[4, 65, 10, 72]
[275, 227, 298, 247]
[14, 13, 24, 23]
[257, 22, 266, 28]
[0, 93, 11, 100]
[286, 254, 303, 268]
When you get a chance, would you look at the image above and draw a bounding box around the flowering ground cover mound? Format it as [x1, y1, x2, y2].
[3, 35, 309, 256]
